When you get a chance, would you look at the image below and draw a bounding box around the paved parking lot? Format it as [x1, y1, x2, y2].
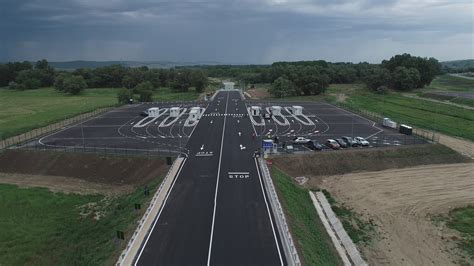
[28, 99, 424, 155]
[248, 101, 423, 151]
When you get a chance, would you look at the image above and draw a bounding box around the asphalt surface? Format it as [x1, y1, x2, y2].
[32, 98, 423, 154]
[135, 91, 284, 265]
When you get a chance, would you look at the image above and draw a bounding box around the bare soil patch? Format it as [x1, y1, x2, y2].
[0, 150, 170, 186]
[271, 144, 470, 187]
[319, 163, 474, 265]
[247, 87, 271, 99]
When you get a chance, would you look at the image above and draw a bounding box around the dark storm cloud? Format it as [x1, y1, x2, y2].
[0, 0, 472, 63]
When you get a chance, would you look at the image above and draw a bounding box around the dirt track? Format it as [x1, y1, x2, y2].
[320, 163, 474, 265]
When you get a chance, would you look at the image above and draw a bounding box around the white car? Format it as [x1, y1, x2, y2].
[354, 136, 370, 146]
[292, 137, 311, 144]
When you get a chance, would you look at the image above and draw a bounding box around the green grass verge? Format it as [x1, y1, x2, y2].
[0, 178, 162, 265]
[271, 167, 340, 265]
[446, 206, 474, 262]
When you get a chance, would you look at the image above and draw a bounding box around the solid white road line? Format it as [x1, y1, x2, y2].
[254, 158, 284, 265]
[207, 91, 230, 266]
[134, 157, 188, 265]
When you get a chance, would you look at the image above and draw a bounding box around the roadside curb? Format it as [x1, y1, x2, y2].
[310, 191, 367, 266]
[258, 158, 301, 266]
[117, 156, 185, 265]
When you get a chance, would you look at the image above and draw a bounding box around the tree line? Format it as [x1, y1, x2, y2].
[1, 54, 441, 99]
[197, 54, 441, 97]
[0, 60, 208, 99]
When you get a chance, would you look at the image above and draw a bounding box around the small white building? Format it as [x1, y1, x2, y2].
[223, 82, 235, 90]
[148, 107, 160, 117]
[169, 107, 180, 117]
[250, 106, 261, 116]
[291, 106, 303, 115]
[271, 106, 282, 115]
[189, 107, 201, 121]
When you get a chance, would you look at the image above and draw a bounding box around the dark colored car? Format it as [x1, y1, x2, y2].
[341, 136, 358, 147]
[335, 138, 348, 148]
[326, 139, 341, 150]
[140, 110, 149, 117]
[305, 141, 324, 151]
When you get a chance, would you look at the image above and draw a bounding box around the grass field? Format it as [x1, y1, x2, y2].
[152, 87, 200, 101]
[0, 87, 199, 140]
[446, 206, 474, 262]
[0, 178, 162, 265]
[426, 74, 474, 92]
[271, 167, 340, 265]
[340, 90, 474, 141]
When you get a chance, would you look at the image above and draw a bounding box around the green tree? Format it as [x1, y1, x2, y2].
[363, 67, 391, 91]
[62, 75, 87, 95]
[134, 81, 154, 102]
[270, 77, 297, 98]
[391, 66, 420, 91]
[191, 70, 208, 93]
[54, 73, 70, 91]
[382, 53, 441, 88]
[35, 59, 55, 86]
[117, 88, 132, 104]
[121, 75, 136, 90]
[15, 69, 41, 90]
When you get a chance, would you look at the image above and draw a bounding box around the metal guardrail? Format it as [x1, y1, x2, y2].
[258, 158, 301, 266]
[116, 157, 184, 265]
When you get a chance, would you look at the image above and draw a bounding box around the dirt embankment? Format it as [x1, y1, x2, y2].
[0, 150, 170, 194]
[271, 144, 470, 185]
[320, 163, 474, 265]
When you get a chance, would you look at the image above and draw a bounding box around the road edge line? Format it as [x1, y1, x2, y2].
[116, 156, 186, 266]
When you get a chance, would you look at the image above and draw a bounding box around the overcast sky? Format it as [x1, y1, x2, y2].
[0, 0, 473, 64]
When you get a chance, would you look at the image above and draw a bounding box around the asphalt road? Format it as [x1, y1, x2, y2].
[135, 90, 284, 265]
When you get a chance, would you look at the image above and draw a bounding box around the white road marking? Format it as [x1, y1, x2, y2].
[134, 157, 187, 265]
[238, 132, 241, 136]
[207, 91, 229, 265]
[201, 144, 204, 150]
[254, 159, 284, 265]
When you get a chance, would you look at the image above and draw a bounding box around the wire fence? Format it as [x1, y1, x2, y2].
[331, 102, 440, 143]
[0, 107, 115, 151]
[268, 135, 428, 155]
[18, 142, 183, 158]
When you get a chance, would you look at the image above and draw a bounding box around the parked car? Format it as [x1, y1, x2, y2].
[335, 138, 348, 148]
[326, 139, 341, 150]
[354, 136, 370, 146]
[292, 137, 311, 144]
[305, 141, 324, 151]
[341, 136, 358, 147]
